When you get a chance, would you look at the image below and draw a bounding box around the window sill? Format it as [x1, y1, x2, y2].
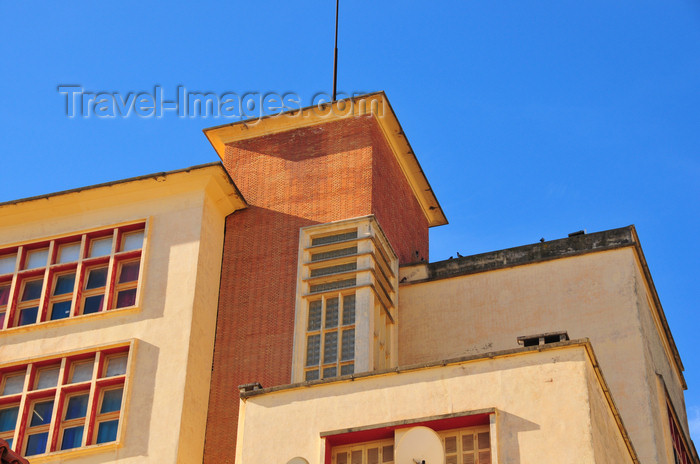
[0, 305, 141, 336]
[25, 441, 121, 463]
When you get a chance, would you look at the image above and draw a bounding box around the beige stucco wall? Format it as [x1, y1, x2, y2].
[398, 248, 681, 464]
[632, 264, 688, 461]
[236, 345, 633, 464]
[0, 165, 244, 463]
[585, 360, 635, 463]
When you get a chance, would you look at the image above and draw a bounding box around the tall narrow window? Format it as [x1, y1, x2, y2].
[0, 283, 10, 328]
[49, 272, 76, 320]
[304, 293, 355, 380]
[59, 393, 89, 450]
[113, 261, 139, 309]
[297, 217, 398, 383]
[0, 404, 19, 448]
[668, 405, 691, 464]
[24, 398, 54, 456]
[81, 266, 108, 315]
[17, 278, 43, 326]
[95, 387, 123, 444]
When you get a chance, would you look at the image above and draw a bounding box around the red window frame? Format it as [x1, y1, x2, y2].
[322, 412, 493, 464]
[668, 405, 692, 464]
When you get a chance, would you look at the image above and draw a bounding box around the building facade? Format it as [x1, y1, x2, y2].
[0, 92, 697, 464]
[0, 165, 244, 463]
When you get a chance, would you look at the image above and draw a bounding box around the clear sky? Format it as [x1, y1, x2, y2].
[2, 0, 699, 444]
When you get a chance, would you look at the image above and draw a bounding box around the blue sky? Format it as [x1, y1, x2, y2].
[2, 0, 699, 444]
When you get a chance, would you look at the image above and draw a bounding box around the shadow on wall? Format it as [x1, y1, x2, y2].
[497, 411, 540, 464]
[230, 117, 374, 163]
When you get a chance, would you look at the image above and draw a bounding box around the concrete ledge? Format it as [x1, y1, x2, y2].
[240, 338, 593, 399]
[422, 226, 635, 283]
[237, 340, 639, 464]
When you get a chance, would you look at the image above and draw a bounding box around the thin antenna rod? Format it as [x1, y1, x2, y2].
[332, 0, 339, 101]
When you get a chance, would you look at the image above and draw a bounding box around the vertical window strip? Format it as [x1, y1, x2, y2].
[304, 292, 356, 380]
[669, 406, 691, 464]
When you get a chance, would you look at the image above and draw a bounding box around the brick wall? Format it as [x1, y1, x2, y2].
[203, 115, 429, 463]
[370, 126, 429, 264]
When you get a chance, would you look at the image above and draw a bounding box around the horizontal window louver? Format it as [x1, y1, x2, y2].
[309, 278, 356, 294]
[311, 246, 358, 262]
[310, 262, 357, 277]
[311, 231, 358, 246]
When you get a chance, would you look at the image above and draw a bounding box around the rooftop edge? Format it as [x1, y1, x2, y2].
[0, 162, 246, 209]
[202, 91, 448, 227]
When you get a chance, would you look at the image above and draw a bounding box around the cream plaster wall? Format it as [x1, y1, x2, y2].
[236, 346, 633, 464]
[398, 248, 677, 464]
[0, 166, 244, 464]
[632, 264, 688, 454]
[584, 361, 635, 463]
[175, 189, 232, 464]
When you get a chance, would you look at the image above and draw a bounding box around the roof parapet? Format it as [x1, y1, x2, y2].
[202, 92, 447, 227]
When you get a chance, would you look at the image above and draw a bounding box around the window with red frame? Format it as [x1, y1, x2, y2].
[328, 424, 491, 464]
[0, 223, 145, 330]
[0, 345, 130, 457]
[669, 405, 692, 464]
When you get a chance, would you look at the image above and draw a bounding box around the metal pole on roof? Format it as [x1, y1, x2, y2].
[332, 0, 339, 101]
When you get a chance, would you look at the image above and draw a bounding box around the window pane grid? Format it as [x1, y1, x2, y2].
[0, 223, 145, 330]
[332, 440, 394, 464]
[17, 277, 44, 327]
[49, 272, 76, 321]
[311, 230, 358, 246]
[34, 366, 60, 390]
[0, 404, 19, 447]
[0, 345, 130, 457]
[300, 219, 397, 383]
[440, 427, 491, 464]
[0, 254, 17, 275]
[304, 292, 356, 380]
[113, 260, 140, 309]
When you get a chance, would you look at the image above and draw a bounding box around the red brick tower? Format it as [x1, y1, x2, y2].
[201, 93, 446, 463]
